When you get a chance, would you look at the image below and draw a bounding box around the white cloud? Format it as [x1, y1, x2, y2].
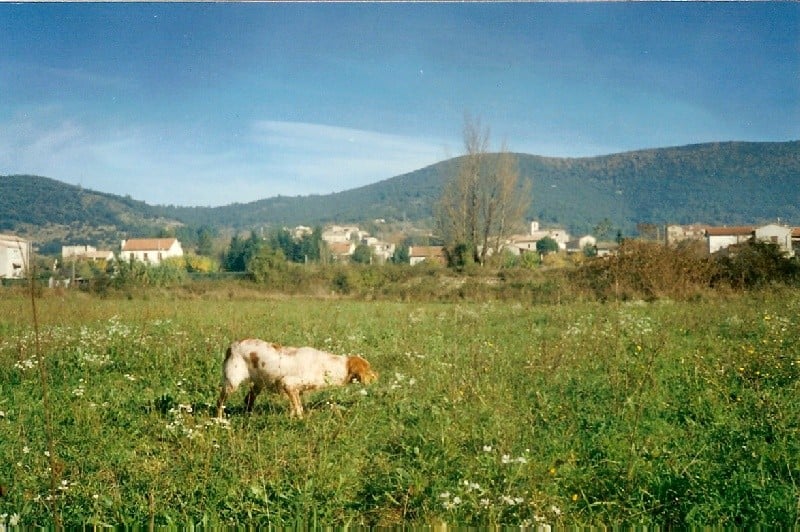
[248, 120, 447, 192]
[0, 112, 448, 206]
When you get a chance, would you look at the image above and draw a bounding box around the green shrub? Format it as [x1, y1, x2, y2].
[574, 240, 716, 301]
[712, 241, 800, 289]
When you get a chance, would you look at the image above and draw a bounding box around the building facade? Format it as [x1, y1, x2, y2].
[120, 238, 183, 265]
[0, 234, 30, 279]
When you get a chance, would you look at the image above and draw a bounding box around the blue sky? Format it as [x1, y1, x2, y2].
[1, 2, 798, 207]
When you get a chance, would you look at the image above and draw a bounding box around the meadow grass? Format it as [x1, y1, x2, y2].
[0, 289, 799, 527]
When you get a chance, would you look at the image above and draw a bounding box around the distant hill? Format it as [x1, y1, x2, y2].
[154, 141, 800, 236]
[2, 141, 799, 252]
[517, 140, 800, 235]
[0, 175, 184, 253]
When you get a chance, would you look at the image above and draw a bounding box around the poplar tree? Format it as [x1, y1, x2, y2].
[435, 114, 532, 266]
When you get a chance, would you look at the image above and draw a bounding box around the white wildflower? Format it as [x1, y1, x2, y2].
[502, 453, 528, 464]
[483, 445, 493, 452]
[358, 389, 368, 396]
[14, 358, 36, 371]
[206, 417, 230, 427]
[441, 493, 461, 510]
[463, 480, 482, 492]
[9, 513, 20, 527]
[500, 495, 524, 506]
[22, 446, 29, 454]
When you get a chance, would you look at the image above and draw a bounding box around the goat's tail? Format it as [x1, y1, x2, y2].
[222, 344, 234, 363]
[216, 344, 235, 418]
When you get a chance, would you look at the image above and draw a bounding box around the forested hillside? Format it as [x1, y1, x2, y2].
[0, 175, 183, 253]
[2, 141, 798, 251]
[153, 141, 800, 235]
[521, 141, 800, 234]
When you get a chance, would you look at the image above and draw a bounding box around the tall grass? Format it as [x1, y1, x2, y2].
[0, 290, 798, 526]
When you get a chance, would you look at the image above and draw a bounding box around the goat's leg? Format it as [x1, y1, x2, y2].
[244, 383, 264, 413]
[281, 383, 304, 419]
[216, 383, 235, 418]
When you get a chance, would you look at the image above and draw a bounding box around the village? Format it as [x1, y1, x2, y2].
[1, 221, 799, 281]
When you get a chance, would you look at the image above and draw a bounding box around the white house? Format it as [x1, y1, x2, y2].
[361, 237, 396, 263]
[794, 228, 800, 255]
[566, 235, 597, 254]
[665, 224, 709, 246]
[409, 246, 446, 266]
[754, 224, 794, 257]
[705, 226, 755, 254]
[506, 221, 572, 255]
[62, 245, 114, 262]
[291, 226, 313, 239]
[120, 238, 183, 265]
[322, 225, 364, 244]
[328, 241, 355, 261]
[0, 234, 30, 279]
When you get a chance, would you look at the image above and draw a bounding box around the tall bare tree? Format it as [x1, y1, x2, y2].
[436, 115, 531, 266]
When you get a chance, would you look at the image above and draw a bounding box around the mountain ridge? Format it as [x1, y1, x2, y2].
[2, 140, 799, 252]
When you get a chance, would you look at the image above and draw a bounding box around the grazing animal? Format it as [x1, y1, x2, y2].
[216, 338, 377, 419]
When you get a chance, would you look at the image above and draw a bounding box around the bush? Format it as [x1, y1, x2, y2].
[246, 246, 288, 285]
[184, 255, 219, 273]
[712, 241, 800, 289]
[574, 240, 716, 301]
[112, 257, 187, 288]
[331, 267, 357, 295]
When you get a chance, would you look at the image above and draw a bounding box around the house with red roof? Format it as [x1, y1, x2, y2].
[120, 238, 183, 265]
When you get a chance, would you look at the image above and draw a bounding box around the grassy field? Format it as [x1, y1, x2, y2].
[1, 289, 799, 527]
